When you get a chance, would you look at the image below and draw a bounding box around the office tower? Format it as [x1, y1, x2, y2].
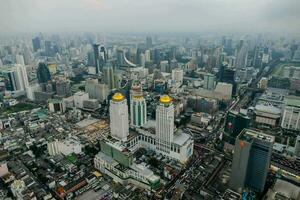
[203, 73, 215, 90]
[139, 53, 145, 67]
[15, 54, 25, 65]
[146, 36, 153, 49]
[93, 44, 100, 74]
[74, 91, 89, 109]
[85, 78, 109, 102]
[281, 96, 300, 131]
[160, 60, 170, 72]
[110, 92, 129, 141]
[130, 83, 147, 127]
[87, 51, 95, 66]
[103, 64, 115, 90]
[156, 95, 174, 153]
[171, 68, 183, 86]
[45, 41, 53, 57]
[234, 40, 248, 70]
[32, 37, 41, 52]
[5, 65, 29, 91]
[145, 50, 151, 62]
[37, 63, 51, 84]
[224, 111, 251, 144]
[154, 49, 161, 64]
[55, 80, 71, 97]
[230, 129, 274, 193]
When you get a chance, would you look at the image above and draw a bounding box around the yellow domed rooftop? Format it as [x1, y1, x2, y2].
[112, 92, 125, 101]
[160, 95, 172, 103]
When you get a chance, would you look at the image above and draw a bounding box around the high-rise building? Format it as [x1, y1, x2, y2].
[230, 129, 274, 193]
[15, 54, 25, 65]
[146, 36, 153, 49]
[93, 44, 100, 74]
[145, 50, 151, 62]
[203, 73, 215, 90]
[74, 91, 89, 109]
[55, 80, 71, 97]
[156, 95, 174, 153]
[45, 41, 53, 57]
[130, 83, 147, 127]
[32, 37, 41, 52]
[37, 63, 51, 84]
[171, 68, 183, 86]
[234, 40, 248, 70]
[85, 79, 109, 102]
[103, 64, 115, 90]
[224, 110, 251, 144]
[4, 65, 29, 91]
[110, 93, 129, 141]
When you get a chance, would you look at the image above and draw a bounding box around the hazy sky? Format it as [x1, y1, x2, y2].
[0, 0, 299, 34]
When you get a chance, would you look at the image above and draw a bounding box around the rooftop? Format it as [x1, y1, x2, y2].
[285, 95, 300, 107]
[112, 92, 125, 101]
[239, 129, 275, 143]
[160, 95, 172, 103]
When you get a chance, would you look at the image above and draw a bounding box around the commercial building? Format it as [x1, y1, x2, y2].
[73, 91, 89, 109]
[37, 62, 51, 84]
[224, 111, 250, 144]
[110, 93, 129, 141]
[230, 129, 274, 193]
[48, 99, 66, 113]
[85, 78, 109, 102]
[281, 96, 300, 132]
[172, 68, 183, 86]
[47, 137, 83, 156]
[156, 95, 175, 153]
[254, 105, 281, 128]
[203, 73, 215, 90]
[130, 85, 147, 127]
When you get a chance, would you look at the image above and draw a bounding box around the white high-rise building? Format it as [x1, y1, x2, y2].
[15, 54, 25, 65]
[156, 95, 174, 153]
[281, 96, 300, 131]
[74, 91, 89, 109]
[145, 50, 151, 62]
[130, 84, 147, 127]
[140, 53, 146, 67]
[172, 68, 183, 86]
[5, 65, 29, 92]
[110, 93, 129, 141]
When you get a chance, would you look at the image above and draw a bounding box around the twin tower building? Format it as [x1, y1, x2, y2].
[109, 83, 178, 155]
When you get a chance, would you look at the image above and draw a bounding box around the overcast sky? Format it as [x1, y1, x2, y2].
[0, 0, 299, 34]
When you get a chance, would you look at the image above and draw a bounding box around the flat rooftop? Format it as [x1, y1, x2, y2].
[239, 129, 275, 143]
[285, 95, 300, 107]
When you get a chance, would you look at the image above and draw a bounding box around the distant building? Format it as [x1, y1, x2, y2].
[37, 63, 51, 84]
[85, 78, 109, 102]
[32, 36, 41, 52]
[172, 68, 183, 86]
[203, 73, 215, 90]
[130, 89, 147, 127]
[230, 129, 274, 193]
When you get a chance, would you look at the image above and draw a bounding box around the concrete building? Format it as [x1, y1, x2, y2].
[230, 129, 274, 193]
[47, 137, 83, 156]
[258, 77, 268, 90]
[203, 73, 215, 90]
[110, 93, 129, 141]
[85, 78, 109, 102]
[48, 99, 66, 113]
[156, 95, 174, 153]
[130, 85, 147, 127]
[254, 105, 281, 128]
[281, 96, 300, 132]
[172, 68, 183, 86]
[74, 91, 89, 109]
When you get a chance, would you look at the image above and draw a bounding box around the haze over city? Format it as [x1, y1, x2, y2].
[1, 0, 300, 33]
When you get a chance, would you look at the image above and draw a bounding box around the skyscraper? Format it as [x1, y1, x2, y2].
[130, 83, 147, 127]
[203, 73, 216, 90]
[5, 65, 29, 91]
[37, 63, 51, 84]
[110, 92, 129, 141]
[93, 44, 100, 74]
[156, 95, 174, 153]
[146, 36, 153, 49]
[230, 129, 274, 193]
[103, 64, 115, 90]
[32, 37, 41, 52]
